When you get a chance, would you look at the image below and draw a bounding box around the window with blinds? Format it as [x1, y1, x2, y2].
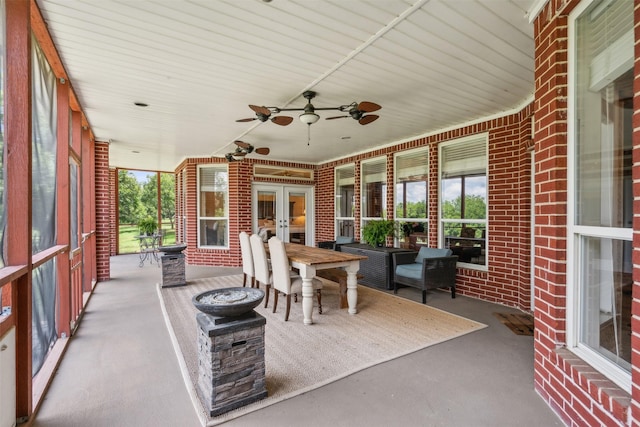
[335, 164, 355, 238]
[361, 157, 386, 221]
[439, 134, 487, 267]
[198, 165, 228, 247]
[395, 148, 428, 243]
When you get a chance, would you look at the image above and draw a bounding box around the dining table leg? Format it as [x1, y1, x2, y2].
[345, 261, 359, 315]
[297, 264, 316, 325]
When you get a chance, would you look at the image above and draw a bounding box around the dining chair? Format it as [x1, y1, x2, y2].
[239, 232, 255, 288]
[268, 236, 323, 321]
[250, 233, 273, 308]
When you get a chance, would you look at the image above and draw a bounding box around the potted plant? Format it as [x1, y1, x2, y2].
[138, 217, 158, 236]
[362, 219, 395, 247]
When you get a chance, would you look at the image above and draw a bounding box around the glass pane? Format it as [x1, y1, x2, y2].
[579, 236, 631, 372]
[362, 158, 386, 218]
[335, 165, 355, 218]
[442, 177, 461, 219]
[200, 219, 226, 246]
[395, 181, 427, 219]
[288, 192, 306, 244]
[199, 167, 227, 217]
[257, 191, 276, 240]
[575, 0, 632, 228]
[336, 219, 355, 238]
[443, 221, 486, 265]
[463, 175, 487, 219]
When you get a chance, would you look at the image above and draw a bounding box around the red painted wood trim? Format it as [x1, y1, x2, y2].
[56, 79, 71, 338]
[0, 265, 29, 289]
[7, 0, 33, 419]
[32, 245, 68, 269]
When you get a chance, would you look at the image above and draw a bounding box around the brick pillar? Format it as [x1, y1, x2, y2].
[95, 142, 111, 281]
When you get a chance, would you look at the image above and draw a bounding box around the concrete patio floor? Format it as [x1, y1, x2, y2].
[31, 253, 563, 427]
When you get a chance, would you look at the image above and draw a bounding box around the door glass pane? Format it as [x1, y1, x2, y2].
[288, 192, 306, 244]
[257, 191, 276, 241]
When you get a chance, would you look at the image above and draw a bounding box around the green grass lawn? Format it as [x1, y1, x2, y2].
[118, 223, 176, 254]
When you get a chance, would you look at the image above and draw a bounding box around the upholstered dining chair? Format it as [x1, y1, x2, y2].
[268, 236, 323, 321]
[250, 233, 272, 308]
[239, 231, 255, 288]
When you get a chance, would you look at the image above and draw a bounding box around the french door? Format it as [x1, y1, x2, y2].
[252, 184, 314, 245]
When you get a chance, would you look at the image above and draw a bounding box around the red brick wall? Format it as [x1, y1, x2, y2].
[532, 0, 636, 425]
[177, 158, 317, 267]
[316, 109, 534, 309]
[95, 142, 110, 281]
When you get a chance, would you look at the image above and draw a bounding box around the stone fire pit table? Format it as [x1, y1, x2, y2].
[158, 243, 187, 288]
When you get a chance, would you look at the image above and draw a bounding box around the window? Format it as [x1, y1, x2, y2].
[568, 0, 633, 390]
[395, 148, 428, 245]
[439, 134, 487, 266]
[335, 164, 355, 238]
[361, 157, 386, 232]
[198, 165, 228, 247]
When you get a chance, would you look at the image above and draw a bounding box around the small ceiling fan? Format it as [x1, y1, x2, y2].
[225, 140, 270, 162]
[326, 101, 381, 125]
[235, 91, 381, 127]
[235, 105, 294, 126]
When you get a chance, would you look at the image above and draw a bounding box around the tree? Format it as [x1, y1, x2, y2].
[118, 170, 143, 224]
[140, 173, 176, 228]
[160, 173, 176, 228]
[442, 195, 486, 236]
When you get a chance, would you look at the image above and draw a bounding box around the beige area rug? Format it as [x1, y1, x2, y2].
[158, 275, 486, 426]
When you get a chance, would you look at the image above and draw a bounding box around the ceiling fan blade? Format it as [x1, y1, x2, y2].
[358, 101, 381, 113]
[236, 118, 257, 123]
[326, 115, 348, 120]
[271, 116, 293, 126]
[233, 151, 248, 157]
[255, 147, 270, 155]
[359, 115, 379, 125]
[249, 105, 271, 116]
[234, 140, 251, 149]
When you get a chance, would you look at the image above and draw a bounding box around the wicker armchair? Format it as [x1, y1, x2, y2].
[392, 247, 458, 304]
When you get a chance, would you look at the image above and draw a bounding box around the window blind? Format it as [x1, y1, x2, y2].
[441, 136, 486, 177]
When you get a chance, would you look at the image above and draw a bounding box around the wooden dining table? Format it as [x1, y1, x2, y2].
[283, 243, 367, 325]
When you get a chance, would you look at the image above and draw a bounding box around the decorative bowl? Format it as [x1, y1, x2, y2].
[192, 287, 264, 317]
[158, 243, 187, 253]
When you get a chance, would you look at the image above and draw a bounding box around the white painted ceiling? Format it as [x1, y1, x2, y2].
[36, 0, 535, 172]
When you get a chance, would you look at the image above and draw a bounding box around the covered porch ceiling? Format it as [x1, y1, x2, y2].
[36, 0, 536, 172]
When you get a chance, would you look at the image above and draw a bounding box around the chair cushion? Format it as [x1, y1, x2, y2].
[415, 247, 452, 263]
[396, 263, 423, 280]
[335, 236, 355, 244]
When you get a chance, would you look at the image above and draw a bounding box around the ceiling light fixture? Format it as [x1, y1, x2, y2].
[134, 102, 149, 107]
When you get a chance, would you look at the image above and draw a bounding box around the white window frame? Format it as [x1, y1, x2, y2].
[335, 163, 356, 239]
[566, 0, 633, 392]
[197, 164, 229, 248]
[360, 156, 387, 234]
[438, 133, 488, 271]
[394, 147, 429, 245]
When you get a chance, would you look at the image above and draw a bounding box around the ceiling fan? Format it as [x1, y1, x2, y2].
[236, 91, 381, 127]
[225, 140, 270, 162]
[235, 105, 294, 126]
